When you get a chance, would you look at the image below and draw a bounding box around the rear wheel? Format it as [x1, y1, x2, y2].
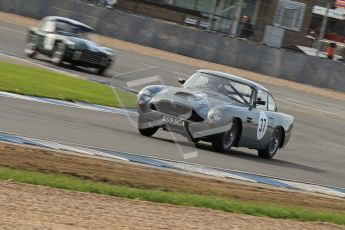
[138, 127, 159, 137]
[24, 33, 38, 58]
[258, 128, 282, 159]
[212, 120, 238, 152]
[51, 42, 66, 66]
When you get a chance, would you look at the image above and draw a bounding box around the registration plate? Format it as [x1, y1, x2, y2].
[162, 115, 185, 127]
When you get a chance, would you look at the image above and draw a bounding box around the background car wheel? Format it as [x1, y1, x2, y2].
[51, 42, 66, 66]
[212, 120, 238, 152]
[97, 66, 108, 76]
[138, 127, 159, 137]
[192, 138, 200, 144]
[258, 128, 282, 159]
[24, 33, 38, 58]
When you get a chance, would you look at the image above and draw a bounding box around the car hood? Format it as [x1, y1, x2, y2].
[152, 86, 246, 118]
[68, 37, 112, 54]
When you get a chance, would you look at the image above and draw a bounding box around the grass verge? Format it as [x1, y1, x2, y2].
[0, 62, 136, 108]
[0, 166, 344, 225]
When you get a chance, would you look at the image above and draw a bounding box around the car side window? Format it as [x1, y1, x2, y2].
[40, 20, 55, 33]
[256, 90, 268, 110]
[268, 94, 277, 112]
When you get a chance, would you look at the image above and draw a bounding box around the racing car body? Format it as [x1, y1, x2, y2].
[137, 70, 294, 159]
[24, 16, 115, 75]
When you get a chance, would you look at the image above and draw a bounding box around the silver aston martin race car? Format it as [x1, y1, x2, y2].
[137, 70, 294, 159]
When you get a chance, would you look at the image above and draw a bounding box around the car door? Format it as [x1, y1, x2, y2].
[241, 89, 272, 149]
[266, 92, 279, 142]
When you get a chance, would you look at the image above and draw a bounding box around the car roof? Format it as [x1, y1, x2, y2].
[42, 16, 94, 31]
[198, 69, 269, 92]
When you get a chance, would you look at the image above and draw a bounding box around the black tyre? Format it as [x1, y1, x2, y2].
[258, 128, 282, 159]
[51, 42, 66, 66]
[138, 127, 159, 137]
[212, 120, 238, 152]
[192, 138, 200, 144]
[24, 33, 38, 58]
[97, 66, 108, 76]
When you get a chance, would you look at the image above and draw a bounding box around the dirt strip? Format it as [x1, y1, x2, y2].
[0, 142, 344, 214]
[1, 12, 345, 102]
[1, 181, 344, 230]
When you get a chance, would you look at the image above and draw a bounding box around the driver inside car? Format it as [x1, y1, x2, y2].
[207, 78, 228, 95]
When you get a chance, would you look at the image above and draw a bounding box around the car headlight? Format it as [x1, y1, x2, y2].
[104, 48, 115, 57]
[208, 108, 223, 122]
[138, 89, 152, 102]
[66, 41, 75, 49]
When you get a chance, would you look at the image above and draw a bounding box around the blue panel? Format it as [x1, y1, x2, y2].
[86, 147, 174, 168]
[113, 152, 174, 168]
[332, 187, 345, 194]
[0, 133, 40, 146]
[230, 171, 298, 189]
[30, 97, 71, 106]
[0, 92, 9, 97]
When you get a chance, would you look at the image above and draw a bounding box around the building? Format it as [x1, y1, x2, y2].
[95, 0, 344, 49]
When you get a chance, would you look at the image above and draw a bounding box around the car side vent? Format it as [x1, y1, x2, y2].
[175, 92, 197, 100]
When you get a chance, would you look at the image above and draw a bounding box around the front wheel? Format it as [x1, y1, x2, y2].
[258, 128, 282, 159]
[212, 120, 238, 152]
[138, 127, 159, 137]
[51, 43, 66, 66]
[97, 66, 108, 76]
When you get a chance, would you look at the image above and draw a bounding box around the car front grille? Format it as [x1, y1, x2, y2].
[151, 101, 204, 122]
[80, 51, 105, 65]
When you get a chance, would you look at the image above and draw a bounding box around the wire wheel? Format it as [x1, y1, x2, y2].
[212, 120, 238, 152]
[223, 122, 237, 149]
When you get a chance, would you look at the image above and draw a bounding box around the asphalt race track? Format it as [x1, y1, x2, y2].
[1, 21, 345, 187]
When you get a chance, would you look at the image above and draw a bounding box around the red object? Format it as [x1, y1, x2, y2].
[336, 0, 345, 8]
[325, 33, 345, 43]
[327, 43, 337, 59]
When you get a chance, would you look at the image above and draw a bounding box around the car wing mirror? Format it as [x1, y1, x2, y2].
[256, 100, 266, 105]
[178, 78, 186, 85]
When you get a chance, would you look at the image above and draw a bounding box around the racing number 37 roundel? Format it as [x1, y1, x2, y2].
[257, 111, 268, 140]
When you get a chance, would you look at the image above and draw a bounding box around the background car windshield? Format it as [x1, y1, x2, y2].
[55, 21, 93, 39]
[184, 72, 253, 105]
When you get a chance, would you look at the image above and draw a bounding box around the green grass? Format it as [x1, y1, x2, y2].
[0, 62, 136, 108]
[0, 166, 344, 225]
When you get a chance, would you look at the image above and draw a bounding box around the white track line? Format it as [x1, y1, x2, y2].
[0, 53, 84, 79]
[112, 66, 157, 77]
[0, 25, 25, 34]
[157, 66, 190, 76]
[0, 91, 137, 116]
[117, 55, 191, 76]
[277, 98, 345, 119]
[126, 75, 161, 87]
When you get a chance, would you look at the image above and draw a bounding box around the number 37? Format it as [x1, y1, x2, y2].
[258, 118, 266, 132]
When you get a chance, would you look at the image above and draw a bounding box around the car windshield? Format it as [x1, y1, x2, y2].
[183, 72, 254, 105]
[55, 21, 94, 39]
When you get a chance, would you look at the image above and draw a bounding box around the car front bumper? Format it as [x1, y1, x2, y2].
[65, 49, 113, 68]
[138, 111, 231, 140]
